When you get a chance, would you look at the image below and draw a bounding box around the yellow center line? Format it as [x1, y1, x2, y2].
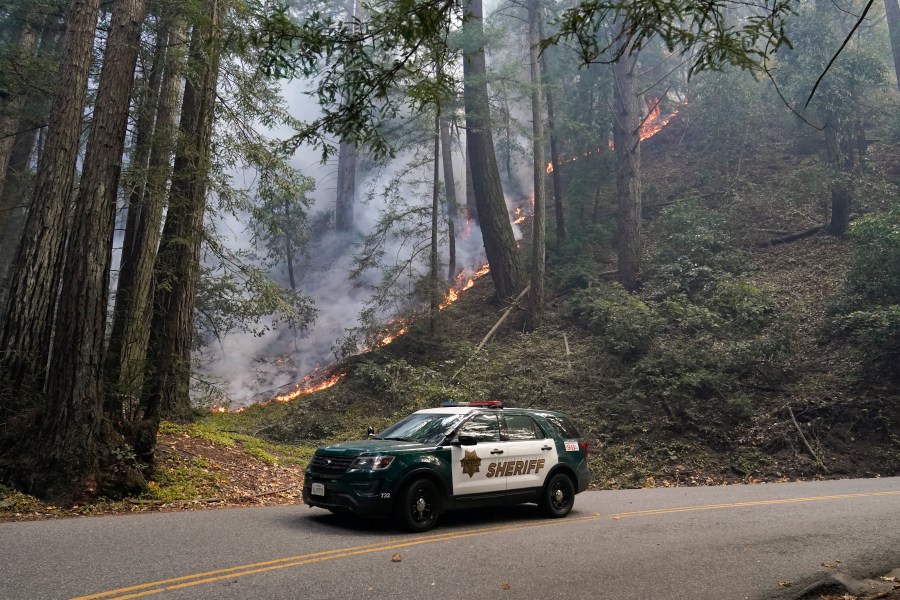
[72, 489, 900, 600]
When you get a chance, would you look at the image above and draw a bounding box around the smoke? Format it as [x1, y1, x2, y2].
[194, 38, 537, 408]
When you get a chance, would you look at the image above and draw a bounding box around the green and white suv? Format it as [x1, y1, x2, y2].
[302, 401, 591, 532]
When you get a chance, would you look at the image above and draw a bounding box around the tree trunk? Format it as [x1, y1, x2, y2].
[284, 197, 297, 290]
[886, 0, 900, 95]
[37, 0, 146, 496]
[462, 0, 524, 299]
[335, 0, 359, 233]
[612, 49, 642, 292]
[525, 0, 546, 331]
[538, 17, 566, 246]
[142, 0, 221, 427]
[0, 126, 39, 331]
[0, 15, 39, 200]
[465, 142, 477, 222]
[440, 117, 458, 281]
[823, 121, 850, 236]
[430, 111, 440, 333]
[335, 141, 357, 232]
[0, 0, 102, 390]
[105, 18, 183, 419]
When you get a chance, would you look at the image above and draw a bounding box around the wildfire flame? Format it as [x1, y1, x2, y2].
[270, 372, 346, 404]
[548, 97, 685, 167]
[639, 98, 683, 142]
[210, 405, 228, 413]
[513, 207, 526, 225]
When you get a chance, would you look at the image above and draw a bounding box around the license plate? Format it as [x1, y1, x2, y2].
[311, 482, 325, 496]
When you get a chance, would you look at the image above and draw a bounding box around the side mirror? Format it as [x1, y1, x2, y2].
[451, 435, 478, 447]
[367, 426, 375, 438]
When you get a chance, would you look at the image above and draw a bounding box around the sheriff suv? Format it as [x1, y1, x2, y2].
[302, 401, 591, 532]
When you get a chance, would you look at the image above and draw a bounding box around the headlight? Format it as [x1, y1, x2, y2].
[348, 455, 395, 471]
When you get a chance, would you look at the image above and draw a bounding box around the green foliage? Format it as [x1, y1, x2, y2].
[549, 0, 796, 76]
[0, 484, 41, 513]
[144, 458, 225, 503]
[646, 201, 744, 300]
[708, 279, 774, 330]
[569, 283, 661, 359]
[832, 205, 900, 366]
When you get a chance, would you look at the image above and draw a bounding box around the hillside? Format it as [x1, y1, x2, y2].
[3, 106, 898, 520]
[200, 111, 900, 490]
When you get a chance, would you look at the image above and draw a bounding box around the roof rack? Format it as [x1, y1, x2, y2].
[439, 400, 504, 409]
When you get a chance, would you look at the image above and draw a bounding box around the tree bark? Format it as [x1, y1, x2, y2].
[465, 142, 477, 222]
[612, 49, 642, 292]
[0, 14, 39, 200]
[106, 17, 184, 419]
[886, 0, 900, 95]
[538, 17, 566, 247]
[142, 0, 221, 426]
[37, 0, 146, 495]
[462, 0, 524, 299]
[430, 111, 440, 333]
[0, 0, 102, 390]
[335, 0, 359, 233]
[0, 126, 39, 331]
[440, 117, 458, 282]
[525, 0, 546, 330]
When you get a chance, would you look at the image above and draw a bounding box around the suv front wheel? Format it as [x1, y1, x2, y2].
[395, 478, 441, 532]
[541, 472, 575, 518]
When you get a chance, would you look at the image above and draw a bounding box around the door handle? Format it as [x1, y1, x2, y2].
[490, 449, 504, 455]
[541, 445, 553, 451]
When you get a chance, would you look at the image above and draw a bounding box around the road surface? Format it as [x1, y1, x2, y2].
[2, 477, 899, 599]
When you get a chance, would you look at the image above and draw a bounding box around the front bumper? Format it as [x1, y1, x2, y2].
[302, 475, 393, 518]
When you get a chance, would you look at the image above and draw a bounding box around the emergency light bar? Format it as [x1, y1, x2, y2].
[440, 401, 504, 408]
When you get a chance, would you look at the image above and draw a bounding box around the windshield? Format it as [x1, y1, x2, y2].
[375, 413, 466, 445]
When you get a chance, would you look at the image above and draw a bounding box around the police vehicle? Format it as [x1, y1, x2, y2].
[302, 401, 591, 532]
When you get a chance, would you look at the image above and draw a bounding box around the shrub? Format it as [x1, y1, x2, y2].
[568, 283, 662, 359]
[646, 200, 744, 300]
[707, 278, 774, 331]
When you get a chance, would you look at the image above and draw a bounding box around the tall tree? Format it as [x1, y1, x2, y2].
[525, 0, 546, 329]
[335, 0, 360, 233]
[538, 17, 566, 246]
[0, 0, 102, 389]
[142, 0, 222, 428]
[440, 115, 458, 281]
[611, 43, 641, 291]
[106, 15, 185, 418]
[37, 0, 146, 494]
[462, 0, 524, 299]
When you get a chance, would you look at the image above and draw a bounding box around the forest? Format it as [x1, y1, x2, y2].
[0, 0, 898, 504]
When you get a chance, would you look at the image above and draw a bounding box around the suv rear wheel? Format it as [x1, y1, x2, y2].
[540, 472, 575, 518]
[395, 478, 441, 532]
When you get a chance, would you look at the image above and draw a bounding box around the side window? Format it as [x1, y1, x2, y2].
[544, 415, 581, 439]
[503, 414, 544, 441]
[457, 414, 500, 442]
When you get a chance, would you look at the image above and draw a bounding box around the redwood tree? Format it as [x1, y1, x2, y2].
[0, 0, 102, 390]
[38, 0, 146, 494]
[142, 0, 222, 429]
[462, 0, 524, 299]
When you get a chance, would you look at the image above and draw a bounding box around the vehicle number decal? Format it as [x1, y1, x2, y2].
[380, 493, 391, 499]
[564, 441, 579, 452]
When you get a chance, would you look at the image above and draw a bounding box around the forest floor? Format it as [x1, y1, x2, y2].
[0, 424, 309, 523]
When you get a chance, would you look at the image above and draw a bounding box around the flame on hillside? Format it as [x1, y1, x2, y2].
[547, 97, 684, 171]
[271, 372, 346, 403]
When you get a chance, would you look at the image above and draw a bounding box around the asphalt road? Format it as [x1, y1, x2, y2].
[2, 477, 899, 600]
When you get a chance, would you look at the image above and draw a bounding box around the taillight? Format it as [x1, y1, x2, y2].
[579, 441, 589, 456]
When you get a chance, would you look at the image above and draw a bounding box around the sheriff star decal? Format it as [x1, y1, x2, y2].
[460, 450, 482, 478]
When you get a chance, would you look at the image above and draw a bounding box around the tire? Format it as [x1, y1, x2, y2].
[540, 472, 575, 518]
[395, 478, 441, 532]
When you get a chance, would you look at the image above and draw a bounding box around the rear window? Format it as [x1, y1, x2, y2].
[543, 414, 581, 439]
